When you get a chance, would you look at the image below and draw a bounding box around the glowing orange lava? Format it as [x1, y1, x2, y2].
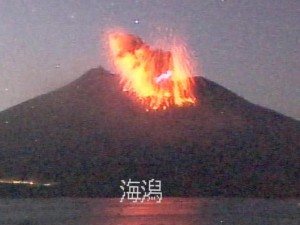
[107, 31, 196, 111]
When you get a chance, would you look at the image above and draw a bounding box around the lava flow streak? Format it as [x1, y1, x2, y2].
[107, 31, 197, 111]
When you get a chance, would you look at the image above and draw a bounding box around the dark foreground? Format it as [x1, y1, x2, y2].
[0, 197, 299, 225]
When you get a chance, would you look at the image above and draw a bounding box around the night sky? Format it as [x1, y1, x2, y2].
[0, 0, 299, 119]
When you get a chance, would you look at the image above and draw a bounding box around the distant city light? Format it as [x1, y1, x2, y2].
[0, 179, 56, 187]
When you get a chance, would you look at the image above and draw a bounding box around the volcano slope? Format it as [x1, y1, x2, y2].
[0, 66, 299, 197]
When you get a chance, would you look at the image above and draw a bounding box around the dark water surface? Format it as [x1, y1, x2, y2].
[0, 197, 299, 225]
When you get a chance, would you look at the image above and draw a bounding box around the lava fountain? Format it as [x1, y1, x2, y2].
[107, 30, 197, 111]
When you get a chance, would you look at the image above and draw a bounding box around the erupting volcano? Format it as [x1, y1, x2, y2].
[107, 31, 197, 111]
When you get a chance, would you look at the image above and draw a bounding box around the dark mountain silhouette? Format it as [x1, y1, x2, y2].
[0, 66, 299, 197]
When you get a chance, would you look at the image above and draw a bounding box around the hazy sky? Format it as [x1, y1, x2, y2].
[0, 0, 299, 119]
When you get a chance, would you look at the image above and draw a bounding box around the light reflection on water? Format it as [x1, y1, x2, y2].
[0, 197, 299, 224]
[89, 198, 206, 225]
[87, 197, 300, 225]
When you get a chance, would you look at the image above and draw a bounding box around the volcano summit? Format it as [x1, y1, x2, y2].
[107, 31, 197, 111]
[0, 66, 299, 197]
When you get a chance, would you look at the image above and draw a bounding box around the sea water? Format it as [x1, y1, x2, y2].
[0, 197, 299, 225]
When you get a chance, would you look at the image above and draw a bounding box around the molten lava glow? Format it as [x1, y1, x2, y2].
[108, 31, 196, 111]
